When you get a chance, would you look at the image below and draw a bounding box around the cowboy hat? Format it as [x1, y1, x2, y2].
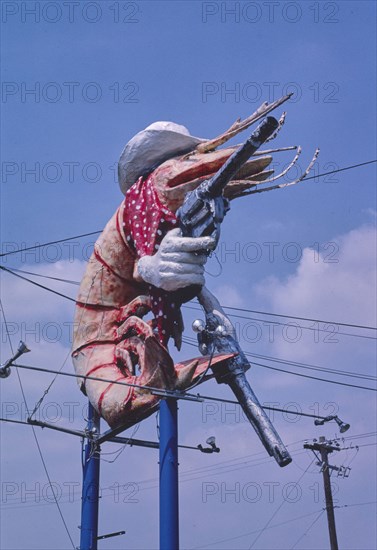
[118, 121, 205, 195]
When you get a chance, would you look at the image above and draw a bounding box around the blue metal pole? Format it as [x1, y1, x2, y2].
[80, 402, 100, 550]
[159, 398, 179, 550]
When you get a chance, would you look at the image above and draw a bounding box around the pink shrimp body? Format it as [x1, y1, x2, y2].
[72, 149, 271, 428]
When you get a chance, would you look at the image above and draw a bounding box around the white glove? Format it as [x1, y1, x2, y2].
[137, 228, 215, 292]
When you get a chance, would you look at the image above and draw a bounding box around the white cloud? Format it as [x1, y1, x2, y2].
[210, 283, 244, 308]
[254, 223, 376, 326]
[252, 223, 377, 367]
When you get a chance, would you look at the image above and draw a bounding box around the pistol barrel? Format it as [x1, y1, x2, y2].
[227, 373, 292, 467]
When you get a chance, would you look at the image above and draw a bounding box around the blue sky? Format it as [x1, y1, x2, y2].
[1, 1, 376, 549]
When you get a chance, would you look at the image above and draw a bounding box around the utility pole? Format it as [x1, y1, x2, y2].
[159, 398, 179, 550]
[80, 403, 101, 550]
[304, 436, 341, 550]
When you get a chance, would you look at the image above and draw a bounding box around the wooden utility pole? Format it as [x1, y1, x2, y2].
[304, 436, 341, 550]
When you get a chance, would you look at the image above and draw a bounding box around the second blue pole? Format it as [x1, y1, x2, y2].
[80, 403, 100, 550]
[159, 397, 179, 550]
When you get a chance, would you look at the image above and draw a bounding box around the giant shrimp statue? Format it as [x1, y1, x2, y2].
[72, 95, 318, 432]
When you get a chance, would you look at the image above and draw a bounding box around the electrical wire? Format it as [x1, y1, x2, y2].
[0, 446, 308, 510]
[246, 351, 376, 381]
[184, 304, 377, 341]
[191, 509, 325, 549]
[339, 431, 377, 442]
[3, 441, 377, 510]
[29, 265, 105, 419]
[248, 457, 315, 549]
[182, 334, 376, 381]
[1, 157, 375, 260]
[99, 422, 140, 463]
[184, 346, 215, 391]
[2, 266, 80, 285]
[248, 359, 377, 392]
[339, 500, 377, 509]
[0, 230, 101, 257]
[3, 261, 374, 390]
[1, 157, 376, 545]
[2, 432, 375, 510]
[2, 262, 375, 335]
[2, 266, 376, 342]
[207, 302, 377, 331]
[290, 499, 377, 549]
[3, 263, 375, 396]
[0, 265, 77, 302]
[290, 509, 326, 549]
[12, 360, 377, 424]
[181, 337, 377, 391]
[2, 264, 375, 334]
[0, 299, 76, 548]
[28, 350, 72, 421]
[296, 158, 377, 183]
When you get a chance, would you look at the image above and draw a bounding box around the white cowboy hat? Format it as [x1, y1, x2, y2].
[118, 121, 206, 195]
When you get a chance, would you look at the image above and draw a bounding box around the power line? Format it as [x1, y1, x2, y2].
[339, 431, 377, 442]
[298, 159, 377, 183]
[246, 351, 376, 381]
[13, 358, 377, 415]
[184, 305, 377, 341]
[0, 266, 77, 302]
[1, 158, 375, 547]
[248, 458, 315, 549]
[182, 334, 376, 381]
[193, 502, 377, 550]
[28, 268, 105, 420]
[27, 422, 76, 548]
[340, 500, 377, 509]
[199, 303, 377, 332]
[28, 348, 72, 421]
[3, 430, 376, 509]
[9, 362, 344, 418]
[2, 266, 80, 285]
[0, 432, 300, 507]
[0, 230, 101, 257]
[249, 159, 377, 196]
[1, 158, 375, 260]
[2, 424, 375, 510]
[248, 359, 377, 392]
[2, 266, 376, 342]
[0, 445, 308, 510]
[181, 337, 377, 391]
[2, 266, 375, 334]
[290, 510, 326, 549]
[192, 509, 325, 549]
[0, 299, 76, 548]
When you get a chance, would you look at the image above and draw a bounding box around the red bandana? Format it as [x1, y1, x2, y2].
[122, 175, 181, 346]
